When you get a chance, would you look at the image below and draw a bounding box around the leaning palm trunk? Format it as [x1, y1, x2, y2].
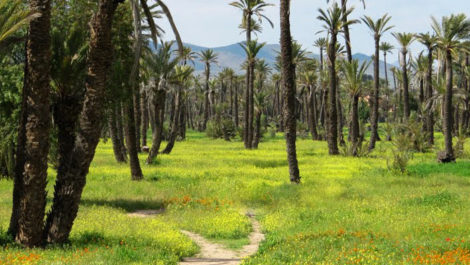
[280, 0, 300, 183]
[44, 0, 122, 244]
[9, 0, 52, 247]
[124, 97, 143, 180]
[146, 89, 166, 164]
[162, 89, 181, 154]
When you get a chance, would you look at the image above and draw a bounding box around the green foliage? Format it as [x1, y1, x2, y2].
[0, 57, 22, 178]
[388, 128, 414, 174]
[206, 105, 236, 140]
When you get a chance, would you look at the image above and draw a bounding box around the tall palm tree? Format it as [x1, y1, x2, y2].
[314, 37, 328, 129]
[9, 0, 52, 248]
[126, 0, 144, 181]
[198, 49, 218, 130]
[162, 65, 194, 154]
[362, 14, 393, 150]
[0, 0, 39, 50]
[253, 91, 268, 149]
[145, 42, 179, 164]
[231, 0, 273, 149]
[342, 59, 370, 155]
[317, 3, 356, 155]
[43, 0, 125, 244]
[380, 42, 394, 89]
[240, 40, 265, 148]
[393, 32, 415, 121]
[298, 69, 319, 140]
[280, 0, 300, 183]
[432, 14, 470, 162]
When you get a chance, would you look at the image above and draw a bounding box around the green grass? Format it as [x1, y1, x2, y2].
[1, 131, 470, 264]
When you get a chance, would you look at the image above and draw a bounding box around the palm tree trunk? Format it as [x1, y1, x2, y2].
[44, 0, 122, 244]
[308, 87, 319, 140]
[124, 98, 143, 180]
[327, 34, 339, 155]
[402, 50, 411, 120]
[235, 81, 239, 128]
[351, 95, 360, 144]
[163, 89, 181, 154]
[11, 0, 52, 247]
[369, 37, 380, 150]
[252, 111, 262, 149]
[109, 105, 127, 163]
[134, 88, 141, 152]
[280, 0, 300, 183]
[141, 90, 149, 147]
[384, 53, 389, 89]
[117, 102, 127, 158]
[441, 50, 455, 162]
[147, 89, 166, 164]
[203, 64, 210, 130]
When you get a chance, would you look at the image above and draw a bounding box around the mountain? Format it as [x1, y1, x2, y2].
[157, 42, 395, 85]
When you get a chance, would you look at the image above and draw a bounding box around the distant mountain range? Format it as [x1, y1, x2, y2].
[159, 42, 397, 84]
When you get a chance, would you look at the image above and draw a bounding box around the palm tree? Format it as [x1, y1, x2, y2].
[317, 3, 356, 155]
[9, 0, 52, 247]
[298, 69, 320, 140]
[145, 42, 179, 164]
[43, 0, 125, 244]
[362, 14, 393, 150]
[162, 65, 194, 154]
[240, 40, 265, 148]
[432, 14, 470, 162]
[181, 45, 197, 65]
[342, 59, 370, 155]
[126, 0, 144, 181]
[253, 91, 268, 149]
[280, 0, 300, 183]
[198, 49, 218, 130]
[393, 32, 415, 121]
[231, 0, 273, 149]
[0, 0, 39, 50]
[380, 42, 394, 89]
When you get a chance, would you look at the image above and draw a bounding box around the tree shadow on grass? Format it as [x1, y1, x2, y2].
[80, 198, 164, 213]
[250, 159, 288, 169]
[407, 161, 470, 178]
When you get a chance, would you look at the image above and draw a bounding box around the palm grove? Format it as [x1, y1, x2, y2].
[0, 0, 470, 248]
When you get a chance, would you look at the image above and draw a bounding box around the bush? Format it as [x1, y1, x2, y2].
[454, 132, 467, 159]
[388, 129, 414, 174]
[206, 104, 236, 141]
[340, 140, 370, 157]
[296, 122, 309, 139]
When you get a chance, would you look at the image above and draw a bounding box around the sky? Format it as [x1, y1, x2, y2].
[158, 0, 469, 62]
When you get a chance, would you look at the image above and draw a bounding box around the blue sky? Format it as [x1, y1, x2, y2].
[158, 0, 469, 61]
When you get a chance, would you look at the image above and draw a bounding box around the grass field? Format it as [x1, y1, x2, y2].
[1, 131, 470, 264]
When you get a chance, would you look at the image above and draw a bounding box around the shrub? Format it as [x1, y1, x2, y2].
[387, 130, 414, 174]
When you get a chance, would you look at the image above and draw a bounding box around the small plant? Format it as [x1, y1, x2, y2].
[454, 130, 467, 159]
[296, 122, 309, 139]
[340, 140, 370, 157]
[388, 128, 414, 174]
[268, 122, 277, 138]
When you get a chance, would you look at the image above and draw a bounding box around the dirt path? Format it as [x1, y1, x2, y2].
[128, 210, 264, 264]
[180, 215, 264, 265]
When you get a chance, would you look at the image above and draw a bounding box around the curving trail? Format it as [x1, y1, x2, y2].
[179, 215, 264, 265]
[128, 210, 264, 265]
